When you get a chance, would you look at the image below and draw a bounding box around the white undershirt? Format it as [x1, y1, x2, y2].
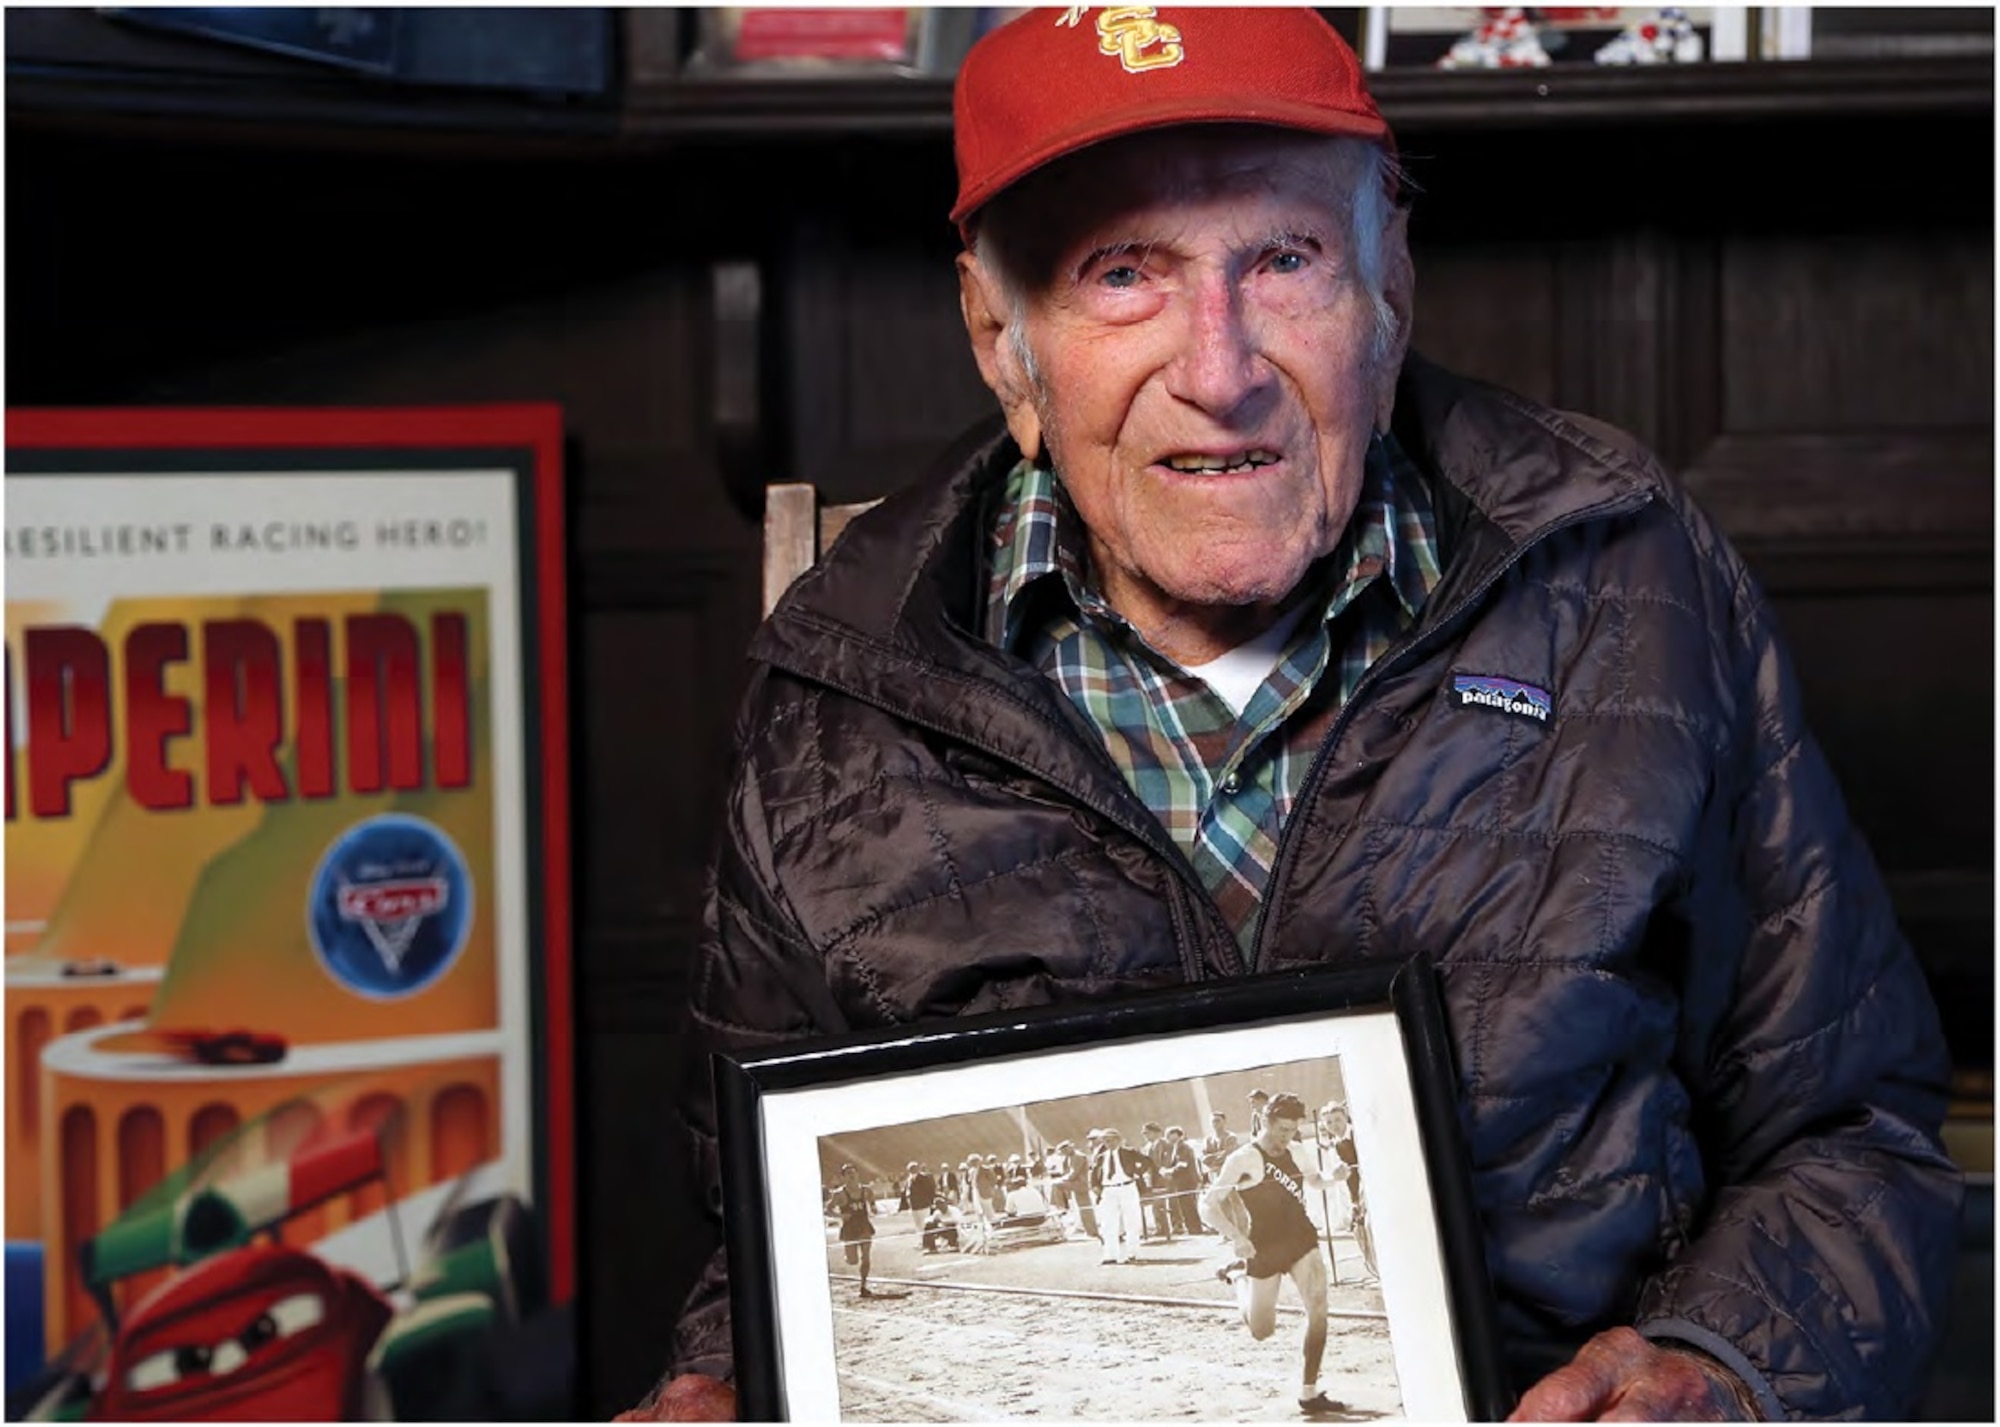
[1182, 599, 1314, 717]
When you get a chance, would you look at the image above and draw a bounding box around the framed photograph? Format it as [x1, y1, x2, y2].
[1362, 7, 1749, 69]
[3, 406, 574, 1420]
[716, 955, 1510, 1422]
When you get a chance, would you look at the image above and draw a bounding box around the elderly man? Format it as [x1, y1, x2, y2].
[631, 8, 1959, 1423]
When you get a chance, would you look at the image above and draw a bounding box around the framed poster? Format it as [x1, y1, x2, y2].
[3, 406, 573, 1420]
[716, 956, 1511, 1422]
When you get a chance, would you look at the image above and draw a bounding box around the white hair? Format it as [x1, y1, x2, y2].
[969, 134, 1409, 390]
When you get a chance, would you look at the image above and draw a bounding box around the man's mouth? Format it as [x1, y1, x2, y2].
[1160, 450, 1281, 475]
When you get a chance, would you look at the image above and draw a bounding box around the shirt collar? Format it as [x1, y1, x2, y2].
[988, 432, 1436, 652]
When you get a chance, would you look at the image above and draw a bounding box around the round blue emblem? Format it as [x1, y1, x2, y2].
[307, 814, 473, 998]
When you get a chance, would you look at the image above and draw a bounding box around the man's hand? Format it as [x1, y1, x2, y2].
[613, 1373, 737, 1423]
[1507, 1328, 1760, 1422]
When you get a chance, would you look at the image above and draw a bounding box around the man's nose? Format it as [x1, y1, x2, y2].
[1164, 271, 1272, 418]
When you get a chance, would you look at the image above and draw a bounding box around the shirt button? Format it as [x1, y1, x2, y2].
[1221, 773, 1241, 794]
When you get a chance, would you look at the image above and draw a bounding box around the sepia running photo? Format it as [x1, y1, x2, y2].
[810, 1057, 1396, 1422]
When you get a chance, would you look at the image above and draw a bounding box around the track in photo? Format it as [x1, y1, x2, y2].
[810, 1056, 1404, 1420]
[825, 1227, 1397, 1421]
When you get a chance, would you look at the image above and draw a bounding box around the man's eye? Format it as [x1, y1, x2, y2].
[1099, 265, 1142, 289]
[1268, 251, 1308, 275]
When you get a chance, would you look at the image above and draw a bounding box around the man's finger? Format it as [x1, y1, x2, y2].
[614, 1373, 738, 1423]
[1505, 1328, 1653, 1422]
[1506, 1360, 1615, 1422]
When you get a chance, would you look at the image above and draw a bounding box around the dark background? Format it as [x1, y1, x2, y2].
[6, 8, 1992, 1417]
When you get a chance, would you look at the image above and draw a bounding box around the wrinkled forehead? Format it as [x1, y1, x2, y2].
[981, 126, 1369, 281]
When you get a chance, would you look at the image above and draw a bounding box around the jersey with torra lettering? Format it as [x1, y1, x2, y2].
[1238, 1143, 1320, 1279]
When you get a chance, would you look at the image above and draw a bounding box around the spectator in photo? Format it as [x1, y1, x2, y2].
[1201, 1110, 1240, 1187]
[1318, 1101, 1374, 1280]
[1140, 1121, 1175, 1240]
[1158, 1125, 1204, 1237]
[922, 1200, 961, 1254]
[1089, 1127, 1157, 1265]
[903, 1159, 937, 1243]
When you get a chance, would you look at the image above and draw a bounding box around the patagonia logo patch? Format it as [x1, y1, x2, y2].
[1452, 674, 1553, 725]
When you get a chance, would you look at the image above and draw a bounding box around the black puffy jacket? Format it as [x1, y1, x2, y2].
[672, 355, 1960, 1418]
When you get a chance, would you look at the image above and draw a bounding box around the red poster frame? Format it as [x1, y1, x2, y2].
[5, 404, 574, 1416]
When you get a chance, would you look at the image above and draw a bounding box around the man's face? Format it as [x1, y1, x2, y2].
[1267, 1113, 1303, 1142]
[962, 128, 1410, 651]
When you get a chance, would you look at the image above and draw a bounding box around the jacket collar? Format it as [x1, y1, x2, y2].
[1389, 351, 1661, 621]
[752, 413, 1140, 822]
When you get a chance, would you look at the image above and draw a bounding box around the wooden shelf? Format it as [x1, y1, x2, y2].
[8, 52, 1992, 153]
[625, 55, 1994, 138]
[1370, 53, 1995, 128]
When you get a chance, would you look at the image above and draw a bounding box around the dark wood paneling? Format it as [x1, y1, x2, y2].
[1408, 242, 1559, 406]
[1552, 231, 1696, 451]
[1721, 233, 1994, 432]
[577, 561, 757, 931]
[784, 197, 995, 504]
[579, 1014, 706, 1414]
[1683, 433, 1995, 541]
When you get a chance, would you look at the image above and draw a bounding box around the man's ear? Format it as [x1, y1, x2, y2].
[1372, 206, 1415, 433]
[957, 251, 1042, 462]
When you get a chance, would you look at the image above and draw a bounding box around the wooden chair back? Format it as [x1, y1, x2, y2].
[761, 483, 880, 617]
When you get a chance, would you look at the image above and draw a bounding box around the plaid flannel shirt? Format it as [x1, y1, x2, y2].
[987, 437, 1440, 962]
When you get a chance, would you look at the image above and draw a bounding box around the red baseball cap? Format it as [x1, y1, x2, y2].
[951, 7, 1391, 229]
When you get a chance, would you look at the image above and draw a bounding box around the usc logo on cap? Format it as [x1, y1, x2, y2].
[1059, 6, 1185, 74]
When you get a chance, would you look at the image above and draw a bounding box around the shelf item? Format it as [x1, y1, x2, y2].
[1362, 6, 1749, 71]
[678, 7, 997, 81]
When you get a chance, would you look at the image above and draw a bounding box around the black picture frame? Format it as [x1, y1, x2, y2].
[715, 954, 1512, 1421]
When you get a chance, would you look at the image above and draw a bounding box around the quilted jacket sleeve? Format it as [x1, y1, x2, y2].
[669, 674, 851, 1385]
[1632, 540, 1964, 1420]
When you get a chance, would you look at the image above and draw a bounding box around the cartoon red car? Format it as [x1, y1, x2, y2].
[88, 1247, 390, 1420]
[12, 1115, 552, 1422]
